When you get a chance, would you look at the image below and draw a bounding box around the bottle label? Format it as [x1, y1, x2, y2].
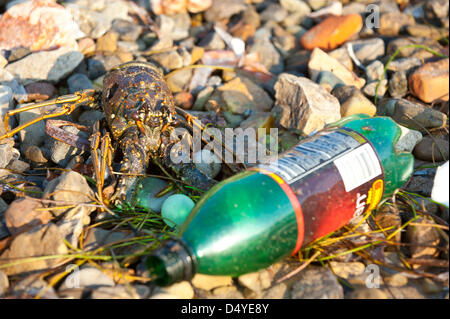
[254, 127, 385, 254]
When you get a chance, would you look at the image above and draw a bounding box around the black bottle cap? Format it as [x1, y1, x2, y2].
[147, 238, 197, 286]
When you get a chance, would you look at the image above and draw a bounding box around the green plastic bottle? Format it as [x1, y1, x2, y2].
[147, 114, 414, 286]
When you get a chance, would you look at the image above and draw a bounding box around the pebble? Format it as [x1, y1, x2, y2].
[395, 125, 423, 153]
[60, 267, 115, 290]
[67, 73, 93, 94]
[198, 31, 226, 51]
[0, 55, 7, 69]
[347, 38, 385, 65]
[406, 217, 441, 259]
[0, 270, 8, 296]
[132, 177, 176, 213]
[237, 269, 272, 292]
[405, 175, 434, 197]
[300, 14, 363, 51]
[0, 223, 68, 275]
[90, 285, 147, 299]
[379, 11, 415, 36]
[328, 47, 353, 71]
[171, 13, 191, 41]
[47, 125, 87, 167]
[6, 159, 30, 174]
[174, 92, 194, 110]
[156, 281, 194, 299]
[329, 262, 365, 279]
[389, 71, 408, 98]
[12, 275, 58, 299]
[5, 46, 84, 85]
[391, 99, 447, 132]
[218, 76, 273, 114]
[280, 0, 311, 14]
[204, 0, 247, 22]
[191, 274, 233, 291]
[346, 288, 388, 299]
[240, 112, 275, 132]
[316, 71, 346, 92]
[111, 19, 142, 42]
[87, 58, 107, 80]
[0, 0, 83, 51]
[0, 85, 14, 128]
[65, 0, 129, 39]
[408, 59, 449, 103]
[387, 58, 423, 73]
[387, 37, 443, 60]
[210, 286, 244, 299]
[413, 136, 449, 162]
[83, 228, 128, 251]
[331, 85, 376, 117]
[166, 68, 193, 93]
[44, 171, 95, 205]
[363, 79, 388, 99]
[365, 60, 385, 82]
[424, 0, 449, 20]
[260, 4, 288, 23]
[0, 143, 14, 169]
[161, 194, 195, 228]
[308, 48, 366, 89]
[24, 82, 56, 101]
[78, 109, 105, 127]
[422, 278, 444, 295]
[96, 31, 119, 53]
[247, 29, 284, 75]
[406, 24, 447, 40]
[384, 273, 409, 287]
[274, 73, 341, 135]
[193, 149, 222, 179]
[4, 198, 51, 236]
[290, 266, 344, 299]
[77, 37, 96, 56]
[15, 103, 46, 147]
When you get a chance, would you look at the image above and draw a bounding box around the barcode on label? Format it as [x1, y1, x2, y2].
[333, 143, 382, 192]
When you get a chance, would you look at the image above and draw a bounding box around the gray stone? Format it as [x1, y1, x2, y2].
[198, 31, 226, 51]
[0, 270, 8, 296]
[78, 109, 105, 127]
[204, 0, 247, 22]
[347, 38, 385, 65]
[5, 47, 84, 85]
[424, 0, 449, 20]
[280, 0, 311, 14]
[346, 287, 388, 299]
[193, 150, 222, 179]
[329, 47, 353, 71]
[83, 228, 128, 251]
[47, 125, 87, 167]
[387, 37, 442, 60]
[0, 85, 14, 129]
[389, 71, 408, 98]
[111, 19, 142, 42]
[65, 0, 130, 39]
[260, 4, 288, 23]
[274, 73, 341, 135]
[16, 102, 47, 147]
[12, 275, 58, 299]
[395, 125, 422, 153]
[366, 60, 385, 82]
[248, 29, 284, 75]
[87, 58, 107, 79]
[387, 58, 422, 73]
[171, 13, 191, 41]
[413, 136, 449, 162]
[0, 143, 14, 169]
[290, 266, 344, 299]
[379, 11, 415, 36]
[0, 223, 68, 275]
[363, 79, 388, 99]
[67, 73, 93, 94]
[317, 71, 346, 92]
[60, 267, 115, 290]
[391, 99, 447, 132]
[43, 171, 95, 205]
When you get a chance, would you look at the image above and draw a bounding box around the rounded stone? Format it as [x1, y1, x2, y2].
[161, 194, 195, 228]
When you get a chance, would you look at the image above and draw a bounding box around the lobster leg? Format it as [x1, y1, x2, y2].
[0, 89, 100, 141]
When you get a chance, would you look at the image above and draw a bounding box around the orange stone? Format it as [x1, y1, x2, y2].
[300, 14, 363, 51]
[409, 59, 449, 103]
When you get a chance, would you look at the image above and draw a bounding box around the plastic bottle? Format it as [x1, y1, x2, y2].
[147, 114, 414, 286]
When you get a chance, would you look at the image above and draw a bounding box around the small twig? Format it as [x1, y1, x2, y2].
[275, 251, 321, 284]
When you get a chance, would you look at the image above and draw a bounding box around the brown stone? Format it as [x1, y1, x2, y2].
[24, 82, 56, 102]
[77, 37, 96, 56]
[4, 198, 52, 236]
[409, 59, 449, 103]
[413, 136, 449, 162]
[174, 92, 194, 110]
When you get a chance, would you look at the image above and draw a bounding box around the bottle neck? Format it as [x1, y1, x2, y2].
[147, 238, 197, 286]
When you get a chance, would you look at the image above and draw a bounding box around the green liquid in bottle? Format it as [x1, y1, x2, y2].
[147, 114, 414, 286]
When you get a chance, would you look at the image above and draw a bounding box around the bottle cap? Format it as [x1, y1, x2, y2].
[147, 238, 197, 286]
